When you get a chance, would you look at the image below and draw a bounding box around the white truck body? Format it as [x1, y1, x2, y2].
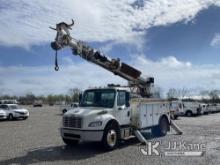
[207, 104, 220, 113]
[170, 101, 184, 119]
[200, 103, 209, 114]
[60, 87, 170, 149]
[183, 102, 203, 116]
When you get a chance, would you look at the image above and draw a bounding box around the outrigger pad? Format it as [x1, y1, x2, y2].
[120, 63, 141, 79]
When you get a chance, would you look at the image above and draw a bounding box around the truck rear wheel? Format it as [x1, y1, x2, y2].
[102, 124, 119, 150]
[152, 117, 169, 137]
[186, 111, 192, 117]
[62, 138, 79, 146]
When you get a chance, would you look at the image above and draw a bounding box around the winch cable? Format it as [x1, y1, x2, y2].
[54, 50, 59, 71]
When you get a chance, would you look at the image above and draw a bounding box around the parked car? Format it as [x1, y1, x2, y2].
[60, 102, 79, 114]
[0, 109, 7, 120]
[0, 104, 29, 120]
[33, 100, 43, 107]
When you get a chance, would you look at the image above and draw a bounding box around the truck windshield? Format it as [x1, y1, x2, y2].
[80, 89, 115, 108]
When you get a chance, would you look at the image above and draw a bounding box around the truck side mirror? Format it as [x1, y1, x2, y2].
[118, 105, 126, 110]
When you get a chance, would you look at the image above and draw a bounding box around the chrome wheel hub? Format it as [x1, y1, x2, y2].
[107, 129, 117, 147]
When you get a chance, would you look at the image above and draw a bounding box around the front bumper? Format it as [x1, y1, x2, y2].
[0, 115, 7, 119]
[14, 113, 29, 118]
[60, 128, 104, 142]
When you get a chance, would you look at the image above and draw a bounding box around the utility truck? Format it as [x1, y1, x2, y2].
[50, 20, 182, 150]
[182, 102, 203, 117]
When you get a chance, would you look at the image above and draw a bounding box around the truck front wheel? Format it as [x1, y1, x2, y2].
[102, 124, 119, 150]
[62, 138, 79, 146]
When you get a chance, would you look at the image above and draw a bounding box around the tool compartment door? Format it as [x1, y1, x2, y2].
[152, 104, 160, 126]
[138, 104, 153, 128]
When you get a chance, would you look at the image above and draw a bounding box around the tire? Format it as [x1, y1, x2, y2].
[185, 111, 193, 117]
[102, 123, 119, 150]
[62, 138, 79, 146]
[63, 109, 67, 114]
[174, 115, 178, 120]
[23, 117, 28, 120]
[8, 114, 14, 120]
[152, 117, 169, 137]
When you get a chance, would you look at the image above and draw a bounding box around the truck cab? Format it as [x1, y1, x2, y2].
[60, 87, 170, 150]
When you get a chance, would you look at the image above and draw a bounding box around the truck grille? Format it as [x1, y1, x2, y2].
[63, 116, 82, 128]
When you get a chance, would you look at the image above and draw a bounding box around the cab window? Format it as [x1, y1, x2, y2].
[117, 91, 126, 106]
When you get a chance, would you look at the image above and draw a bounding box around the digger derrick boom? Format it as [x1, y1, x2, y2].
[50, 20, 154, 97]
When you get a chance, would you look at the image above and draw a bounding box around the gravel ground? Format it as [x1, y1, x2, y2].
[0, 106, 220, 165]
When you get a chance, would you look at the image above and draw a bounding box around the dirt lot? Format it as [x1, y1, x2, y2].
[0, 106, 220, 165]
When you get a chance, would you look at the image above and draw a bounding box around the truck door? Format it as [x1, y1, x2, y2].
[116, 91, 131, 126]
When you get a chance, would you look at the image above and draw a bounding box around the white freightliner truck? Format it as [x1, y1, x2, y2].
[50, 20, 181, 150]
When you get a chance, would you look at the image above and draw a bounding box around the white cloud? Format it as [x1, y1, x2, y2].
[133, 55, 220, 93]
[0, 0, 220, 48]
[1, 55, 220, 96]
[210, 33, 220, 47]
[0, 60, 126, 96]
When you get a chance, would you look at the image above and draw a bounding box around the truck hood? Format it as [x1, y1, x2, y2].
[64, 107, 108, 117]
[0, 109, 6, 115]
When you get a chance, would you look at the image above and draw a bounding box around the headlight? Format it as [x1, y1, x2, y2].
[88, 121, 102, 127]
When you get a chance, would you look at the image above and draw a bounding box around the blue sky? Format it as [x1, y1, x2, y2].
[0, 0, 220, 96]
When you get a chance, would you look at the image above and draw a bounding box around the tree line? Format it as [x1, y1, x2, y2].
[0, 88, 81, 105]
[166, 88, 220, 103]
[1, 87, 220, 104]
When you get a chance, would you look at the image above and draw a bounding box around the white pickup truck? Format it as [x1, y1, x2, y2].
[60, 87, 170, 150]
[183, 102, 203, 117]
[60, 102, 79, 114]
